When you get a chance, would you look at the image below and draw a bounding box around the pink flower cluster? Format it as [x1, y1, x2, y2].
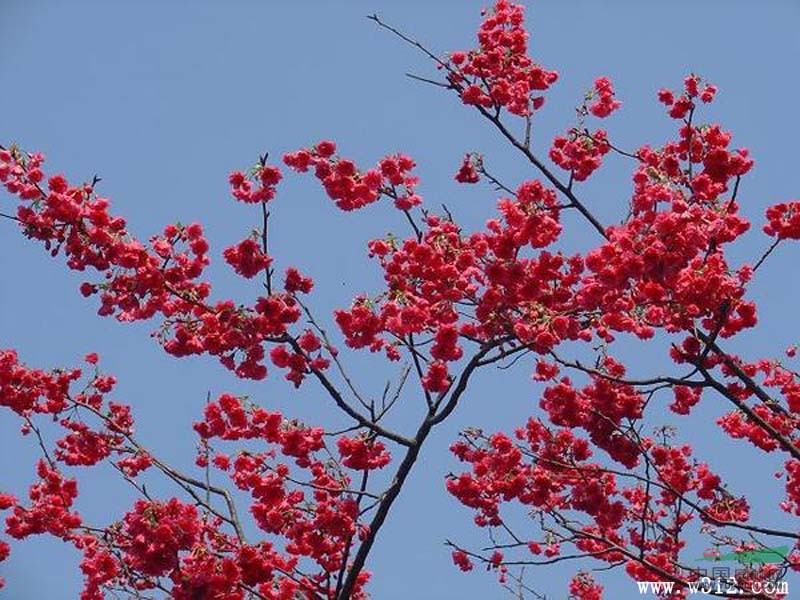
[284, 140, 422, 211]
[448, 0, 559, 116]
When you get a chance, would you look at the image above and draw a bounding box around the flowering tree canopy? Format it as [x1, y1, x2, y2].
[1, 2, 798, 599]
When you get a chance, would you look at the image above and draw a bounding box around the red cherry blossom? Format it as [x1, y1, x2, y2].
[447, 0, 558, 117]
[228, 159, 282, 204]
[455, 154, 480, 184]
[284, 142, 422, 212]
[224, 237, 273, 279]
[764, 201, 800, 240]
[588, 77, 622, 118]
[550, 129, 611, 181]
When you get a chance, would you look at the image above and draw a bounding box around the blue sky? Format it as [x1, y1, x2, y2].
[1, 1, 799, 598]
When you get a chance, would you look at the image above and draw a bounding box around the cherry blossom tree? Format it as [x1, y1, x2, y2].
[1, 2, 798, 598]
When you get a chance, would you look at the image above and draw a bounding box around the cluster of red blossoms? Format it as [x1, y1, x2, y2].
[569, 573, 604, 600]
[337, 435, 392, 471]
[283, 140, 422, 211]
[0, 146, 325, 381]
[228, 161, 282, 204]
[0, 351, 380, 598]
[550, 129, 611, 181]
[269, 330, 330, 388]
[331, 177, 569, 392]
[574, 114, 757, 342]
[587, 77, 622, 118]
[2, 1, 800, 598]
[448, 420, 752, 588]
[121, 498, 202, 577]
[5, 460, 82, 540]
[764, 201, 800, 240]
[537, 362, 645, 469]
[657, 74, 717, 119]
[454, 153, 480, 184]
[447, 0, 559, 116]
[0, 350, 135, 469]
[192, 393, 384, 594]
[550, 77, 619, 181]
[223, 237, 272, 279]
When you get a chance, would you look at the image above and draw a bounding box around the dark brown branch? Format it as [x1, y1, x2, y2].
[697, 365, 799, 460]
[295, 296, 371, 411]
[337, 343, 495, 598]
[72, 396, 247, 540]
[698, 332, 792, 419]
[753, 238, 781, 272]
[282, 335, 414, 447]
[261, 203, 273, 295]
[473, 105, 609, 239]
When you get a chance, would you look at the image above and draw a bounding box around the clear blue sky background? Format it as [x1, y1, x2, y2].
[1, 1, 799, 598]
